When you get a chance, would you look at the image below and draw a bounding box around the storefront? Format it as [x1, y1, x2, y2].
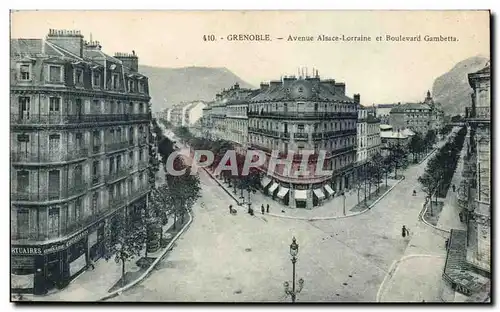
[11, 221, 106, 295]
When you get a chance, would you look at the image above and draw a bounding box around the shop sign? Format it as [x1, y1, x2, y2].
[44, 230, 88, 255]
[11, 246, 42, 256]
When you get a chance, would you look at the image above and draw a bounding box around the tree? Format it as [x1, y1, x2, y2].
[387, 144, 406, 179]
[409, 133, 423, 163]
[174, 126, 193, 144]
[104, 211, 147, 286]
[418, 169, 438, 215]
[369, 153, 384, 194]
[165, 156, 202, 229]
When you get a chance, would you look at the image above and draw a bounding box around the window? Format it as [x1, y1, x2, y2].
[48, 170, 60, 200]
[49, 134, 60, 158]
[75, 133, 83, 150]
[49, 65, 62, 83]
[109, 157, 114, 175]
[75, 68, 83, 85]
[20, 64, 30, 80]
[128, 80, 134, 92]
[129, 102, 134, 114]
[94, 100, 100, 113]
[48, 207, 60, 238]
[93, 131, 100, 150]
[17, 209, 29, 239]
[139, 103, 144, 113]
[92, 192, 98, 214]
[297, 124, 304, 133]
[17, 133, 29, 156]
[74, 198, 82, 221]
[139, 148, 143, 161]
[93, 71, 101, 87]
[129, 151, 134, 168]
[17, 170, 29, 196]
[19, 97, 30, 119]
[93, 160, 99, 176]
[112, 74, 119, 89]
[49, 97, 61, 112]
[117, 155, 122, 171]
[139, 82, 145, 93]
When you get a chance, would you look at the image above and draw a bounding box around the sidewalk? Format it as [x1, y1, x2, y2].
[33, 218, 175, 302]
[203, 166, 400, 220]
[436, 146, 467, 232]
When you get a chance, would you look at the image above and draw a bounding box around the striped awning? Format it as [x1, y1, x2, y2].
[313, 188, 325, 200]
[261, 177, 271, 188]
[324, 184, 335, 196]
[277, 187, 290, 199]
[269, 183, 279, 193]
[294, 190, 308, 200]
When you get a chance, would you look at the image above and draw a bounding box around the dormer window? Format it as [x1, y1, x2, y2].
[112, 74, 120, 90]
[128, 80, 134, 93]
[74, 68, 84, 86]
[19, 64, 31, 81]
[48, 65, 63, 83]
[139, 82, 145, 93]
[92, 70, 101, 87]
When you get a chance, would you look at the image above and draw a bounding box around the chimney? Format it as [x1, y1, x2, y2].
[353, 94, 360, 104]
[46, 29, 84, 57]
[260, 82, 269, 91]
[114, 52, 139, 72]
[234, 82, 240, 89]
[334, 82, 346, 95]
[282, 76, 297, 87]
[269, 80, 281, 88]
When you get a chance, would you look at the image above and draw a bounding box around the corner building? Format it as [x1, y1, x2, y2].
[248, 74, 358, 209]
[10, 29, 151, 295]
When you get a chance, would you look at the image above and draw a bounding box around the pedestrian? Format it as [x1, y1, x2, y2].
[452, 184, 456, 192]
[413, 190, 417, 196]
[266, 204, 270, 213]
[402, 225, 410, 238]
[261, 204, 265, 214]
[229, 205, 233, 214]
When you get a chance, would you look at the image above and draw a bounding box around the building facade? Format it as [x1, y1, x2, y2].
[247, 75, 358, 209]
[442, 64, 490, 302]
[10, 29, 151, 295]
[356, 105, 381, 163]
[423, 90, 445, 132]
[389, 102, 431, 133]
[374, 103, 398, 124]
[183, 101, 206, 127]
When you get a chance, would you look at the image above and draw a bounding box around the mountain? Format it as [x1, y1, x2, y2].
[138, 65, 255, 112]
[432, 56, 489, 116]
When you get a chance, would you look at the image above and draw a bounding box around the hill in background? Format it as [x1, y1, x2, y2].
[432, 56, 489, 116]
[139, 65, 255, 112]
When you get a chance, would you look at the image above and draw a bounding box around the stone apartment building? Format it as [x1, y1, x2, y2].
[442, 63, 490, 302]
[389, 91, 444, 134]
[10, 29, 151, 295]
[356, 105, 381, 164]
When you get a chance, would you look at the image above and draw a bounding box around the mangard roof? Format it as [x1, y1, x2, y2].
[381, 131, 408, 139]
[390, 103, 431, 113]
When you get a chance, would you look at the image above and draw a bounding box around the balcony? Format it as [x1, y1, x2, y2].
[92, 175, 104, 186]
[11, 113, 151, 125]
[138, 162, 149, 171]
[466, 106, 490, 122]
[11, 148, 88, 164]
[106, 168, 129, 183]
[248, 127, 281, 138]
[11, 183, 88, 202]
[312, 133, 323, 140]
[92, 145, 102, 154]
[105, 141, 129, 152]
[293, 132, 309, 140]
[324, 129, 357, 138]
[248, 111, 357, 119]
[331, 146, 355, 156]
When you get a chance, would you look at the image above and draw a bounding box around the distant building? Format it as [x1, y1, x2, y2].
[380, 130, 409, 157]
[356, 105, 381, 182]
[10, 29, 151, 295]
[389, 102, 431, 133]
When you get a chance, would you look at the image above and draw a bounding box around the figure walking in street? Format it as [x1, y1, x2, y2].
[413, 190, 417, 196]
[266, 204, 270, 213]
[452, 184, 456, 192]
[402, 225, 410, 238]
[261, 204, 265, 214]
[229, 205, 233, 214]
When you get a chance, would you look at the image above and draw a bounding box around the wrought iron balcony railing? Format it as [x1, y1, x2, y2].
[466, 106, 490, 121]
[11, 148, 89, 163]
[11, 182, 89, 202]
[293, 132, 309, 140]
[105, 141, 130, 152]
[247, 111, 358, 119]
[11, 113, 151, 125]
[106, 168, 130, 182]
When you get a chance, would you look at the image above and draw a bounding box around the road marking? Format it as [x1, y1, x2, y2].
[376, 254, 445, 302]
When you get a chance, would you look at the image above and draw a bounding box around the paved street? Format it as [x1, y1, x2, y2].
[106, 130, 460, 302]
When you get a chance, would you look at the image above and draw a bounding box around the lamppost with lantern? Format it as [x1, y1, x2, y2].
[284, 237, 304, 303]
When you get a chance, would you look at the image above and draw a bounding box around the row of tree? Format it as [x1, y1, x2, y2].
[408, 129, 438, 164]
[103, 119, 201, 286]
[418, 126, 467, 214]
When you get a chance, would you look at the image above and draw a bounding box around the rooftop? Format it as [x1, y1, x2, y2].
[390, 103, 431, 113]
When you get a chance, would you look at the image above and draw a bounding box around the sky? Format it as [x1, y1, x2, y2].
[11, 10, 490, 105]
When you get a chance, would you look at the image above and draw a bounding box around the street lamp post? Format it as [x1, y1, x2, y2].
[284, 237, 304, 303]
[341, 192, 346, 215]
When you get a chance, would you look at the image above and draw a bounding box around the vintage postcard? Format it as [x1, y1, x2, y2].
[10, 10, 491, 303]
